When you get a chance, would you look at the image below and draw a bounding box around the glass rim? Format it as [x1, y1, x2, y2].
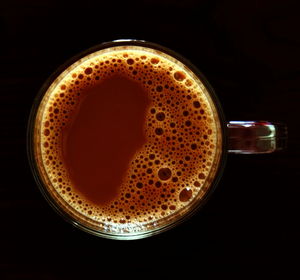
[27, 39, 228, 240]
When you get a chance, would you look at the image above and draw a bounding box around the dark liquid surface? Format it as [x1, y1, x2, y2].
[62, 75, 150, 205]
[39, 47, 220, 225]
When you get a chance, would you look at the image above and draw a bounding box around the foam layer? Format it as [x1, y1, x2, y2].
[35, 45, 222, 233]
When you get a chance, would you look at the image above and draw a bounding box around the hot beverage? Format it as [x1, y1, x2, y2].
[32, 43, 223, 237]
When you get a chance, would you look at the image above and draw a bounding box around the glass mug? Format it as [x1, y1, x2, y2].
[27, 40, 287, 240]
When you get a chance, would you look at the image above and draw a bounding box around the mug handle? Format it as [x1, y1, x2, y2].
[227, 121, 288, 154]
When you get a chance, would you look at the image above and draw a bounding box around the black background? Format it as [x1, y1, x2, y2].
[1, 0, 299, 279]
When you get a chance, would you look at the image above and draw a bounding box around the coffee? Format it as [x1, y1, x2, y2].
[33, 44, 223, 234]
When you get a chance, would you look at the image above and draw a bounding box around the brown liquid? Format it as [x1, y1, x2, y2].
[35, 45, 222, 231]
[63, 75, 150, 204]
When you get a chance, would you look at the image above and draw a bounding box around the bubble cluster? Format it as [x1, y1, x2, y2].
[36, 45, 221, 231]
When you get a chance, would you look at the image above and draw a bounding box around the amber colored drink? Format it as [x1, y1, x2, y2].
[33, 43, 223, 236]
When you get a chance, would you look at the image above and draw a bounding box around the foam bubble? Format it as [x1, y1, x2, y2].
[158, 168, 172, 181]
[179, 187, 193, 202]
